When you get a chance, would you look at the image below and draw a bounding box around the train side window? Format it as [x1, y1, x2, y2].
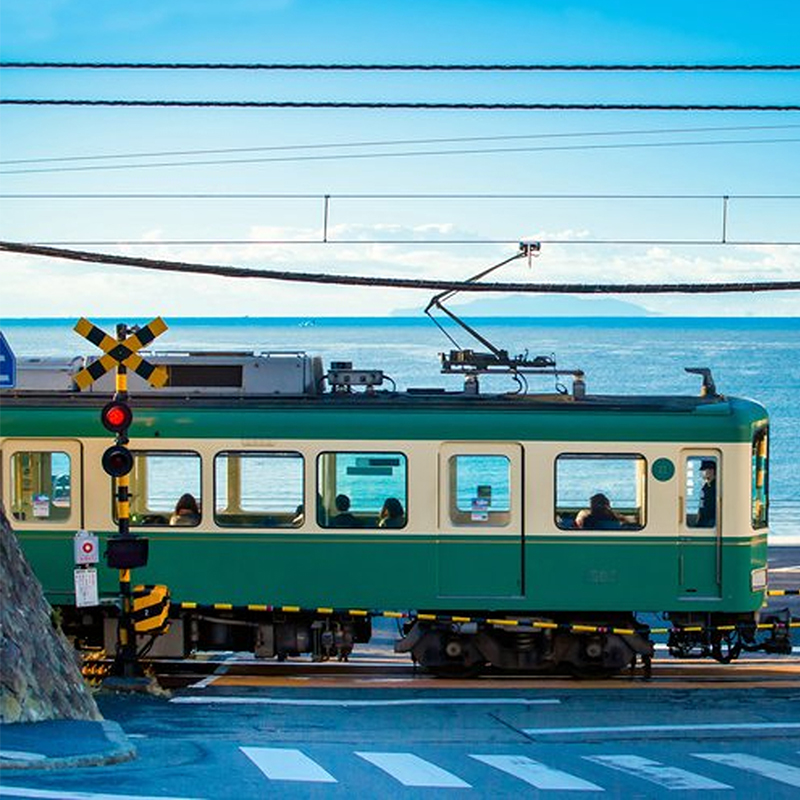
[448, 454, 510, 527]
[317, 452, 407, 529]
[214, 451, 304, 528]
[752, 429, 769, 529]
[120, 451, 202, 527]
[555, 454, 646, 531]
[9, 451, 72, 523]
[685, 455, 718, 529]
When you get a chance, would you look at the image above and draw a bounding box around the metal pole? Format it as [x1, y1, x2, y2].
[113, 323, 139, 678]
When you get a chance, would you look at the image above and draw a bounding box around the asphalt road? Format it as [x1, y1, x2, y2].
[1, 547, 797, 799]
[2, 682, 799, 799]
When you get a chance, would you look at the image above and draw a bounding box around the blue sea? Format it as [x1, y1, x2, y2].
[2, 316, 799, 543]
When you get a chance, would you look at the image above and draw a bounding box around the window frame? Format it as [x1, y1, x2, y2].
[4, 440, 82, 528]
[316, 450, 408, 530]
[213, 449, 305, 529]
[751, 428, 769, 530]
[117, 448, 203, 528]
[554, 452, 648, 532]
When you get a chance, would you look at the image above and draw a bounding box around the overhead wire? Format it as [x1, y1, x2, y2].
[3, 122, 797, 166]
[2, 135, 798, 175]
[2, 62, 799, 71]
[1, 241, 798, 293]
[2, 99, 799, 111]
[12, 239, 800, 247]
[2, 192, 797, 200]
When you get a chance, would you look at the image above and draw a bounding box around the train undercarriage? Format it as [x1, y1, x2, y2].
[62, 602, 794, 679]
[395, 613, 654, 677]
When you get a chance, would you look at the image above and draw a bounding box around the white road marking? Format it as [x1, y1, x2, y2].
[523, 722, 800, 736]
[174, 696, 558, 707]
[694, 752, 800, 787]
[240, 746, 337, 783]
[0, 787, 203, 800]
[188, 653, 240, 689]
[356, 751, 471, 787]
[470, 754, 603, 791]
[585, 754, 732, 790]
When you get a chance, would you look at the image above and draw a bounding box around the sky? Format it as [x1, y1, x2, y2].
[1, 0, 799, 318]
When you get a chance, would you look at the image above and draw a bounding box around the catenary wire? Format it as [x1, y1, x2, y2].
[15, 239, 800, 246]
[1, 241, 798, 293]
[3, 122, 798, 166]
[2, 136, 798, 175]
[2, 193, 797, 200]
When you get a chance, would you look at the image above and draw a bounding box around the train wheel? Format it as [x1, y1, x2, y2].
[711, 630, 741, 664]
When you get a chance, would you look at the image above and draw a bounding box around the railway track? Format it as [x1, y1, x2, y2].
[84, 648, 800, 690]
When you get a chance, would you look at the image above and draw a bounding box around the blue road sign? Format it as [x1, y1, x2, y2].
[0, 331, 17, 388]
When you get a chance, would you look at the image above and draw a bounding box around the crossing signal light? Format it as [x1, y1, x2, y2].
[101, 399, 133, 435]
[102, 444, 134, 478]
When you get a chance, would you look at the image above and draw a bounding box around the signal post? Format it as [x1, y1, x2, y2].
[74, 317, 168, 678]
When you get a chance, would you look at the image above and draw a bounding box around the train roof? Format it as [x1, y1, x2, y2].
[0, 350, 768, 444]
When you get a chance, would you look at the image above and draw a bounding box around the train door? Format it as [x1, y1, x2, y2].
[678, 450, 722, 599]
[436, 442, 523, 599]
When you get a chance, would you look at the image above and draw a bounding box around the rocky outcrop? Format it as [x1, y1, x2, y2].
[0, 503, 101, 722]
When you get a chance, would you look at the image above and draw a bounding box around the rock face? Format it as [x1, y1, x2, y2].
[0, 503, 101, 723]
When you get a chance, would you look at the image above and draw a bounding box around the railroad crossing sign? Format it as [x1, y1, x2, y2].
[73, 317, 169, 390]
[0, 331, 16, 388]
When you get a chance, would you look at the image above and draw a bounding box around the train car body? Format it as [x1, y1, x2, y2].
[0, 349, 777, 675]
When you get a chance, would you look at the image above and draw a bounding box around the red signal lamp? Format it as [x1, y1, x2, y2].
[101, 400, 133, 434]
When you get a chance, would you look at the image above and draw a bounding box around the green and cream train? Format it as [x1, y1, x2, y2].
[0, 346, 781, 675]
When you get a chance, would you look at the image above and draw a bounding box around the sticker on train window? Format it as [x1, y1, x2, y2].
[555, 454, 646, 531]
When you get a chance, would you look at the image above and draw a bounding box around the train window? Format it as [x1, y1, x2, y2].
[317, 452, 407, 529]
[555, 454, 646, 530]
[119, 451, 202, 527]
[9, 451, 72, 523]
[214, 452, 304, 528]
[685, 455, 717, 528]
[448, 454, 511, 527]
[752, 429, 768, 529]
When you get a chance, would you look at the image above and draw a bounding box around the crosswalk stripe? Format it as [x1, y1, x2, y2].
[694, 753, 800, 788]
[356, 752, 471, 788]
[585, 754, 732, 790]
[470, 754, 603, 791]
[239, 746, 337, 783]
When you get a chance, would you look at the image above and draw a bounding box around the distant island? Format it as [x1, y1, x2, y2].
[391, 293, 656, 318]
